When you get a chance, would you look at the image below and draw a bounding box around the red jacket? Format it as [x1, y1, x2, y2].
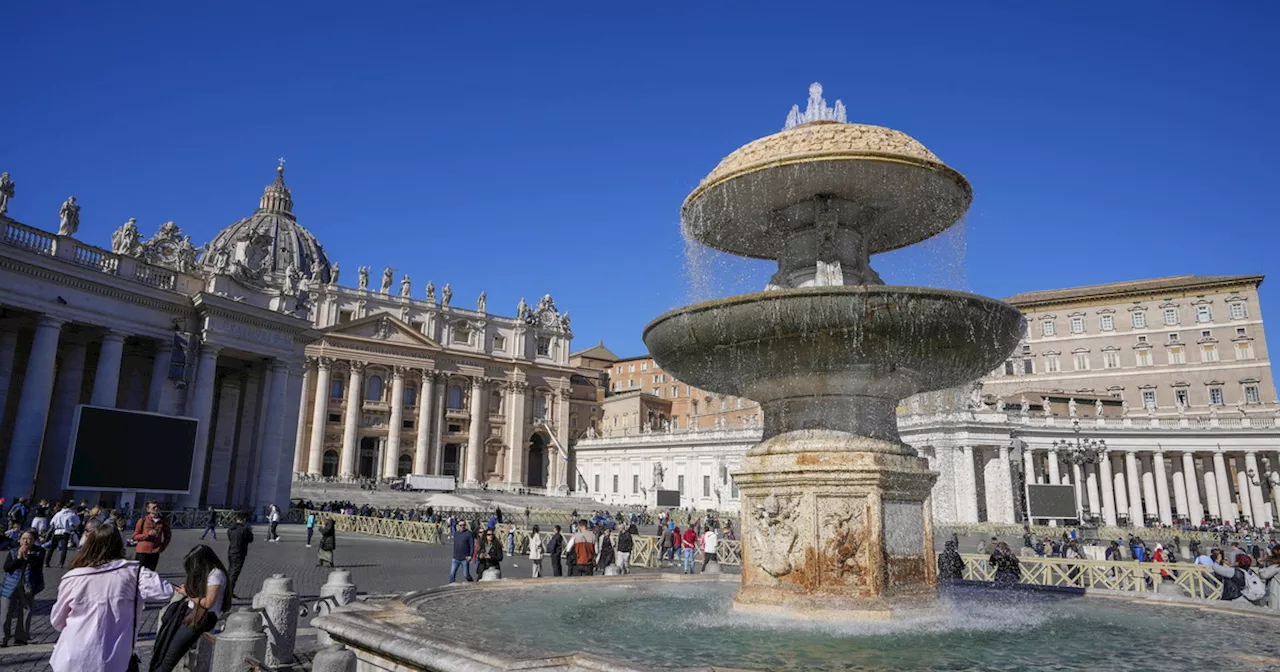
[681, 528, 697, 549]
[132, 515, 171, 554]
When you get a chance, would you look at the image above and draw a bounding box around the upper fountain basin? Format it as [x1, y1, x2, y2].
[643, 286, 1024, 405]
[683, 122, 971, 260]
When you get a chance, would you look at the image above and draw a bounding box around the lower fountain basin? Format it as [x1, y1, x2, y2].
[318, 577, 1279, 672]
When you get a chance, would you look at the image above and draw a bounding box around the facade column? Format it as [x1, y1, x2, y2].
[1244, 451, 1270, 527]
[553, 386, 572, 492]
[431, 379, 446, 475]
[90, 330, 127, 407]
[147, 338, 173, 413]
[0, 327, 18, 424]
[1152, 450, 1173, 525]
[1181, 452, 1203, 524]
[179, 344, 220, 508]
[505, 381, 529, 486]
[1110, 454, 1129, 525]
[464, 377, 487, 486]
[412, 371, 435, 475]
[306, 358, 332, 475]
[293, 360, 314, 474]
[1124, 451, 1143, 525]
[1235, 454, 1257, 526]
[252, 361, 290, 506]
[1098, 454, 1117, 526]
[1203, 455, 1221, 521]
[36, 337, 88, 497]
[1085, 463, 1101, 522]
[1, 317, 64, 499]
[271, 362, 306, 508]
[956, 445, 978, 523]
[339, 362, 364, 478]
[1212, 450, 1235, 524]
[1170, 453, 1189, 523]
[383, 367, 406, 478]
[1046, 448, 1061, 485]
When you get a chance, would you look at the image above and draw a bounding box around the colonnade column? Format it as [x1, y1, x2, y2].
[1071, 463, 1085, 518]
[36, 336, 88, 497]
[1152, 451, 1173, 525]
[179, 344, 220, 508]
[1244, 451, 1270, 527]
[412, 371, 435, 475]
[339, 362, 364, 478]
[90, 330, 126, 407]
[1236, 454, 1257, 525]
[1203, 455, 1221, 520]
[383, 367, 406, 478]
[1140, 455, 1158, 524]
[1124, 451, 1143, 524]
[1084, 463, 1101, 521]
[464, 377, 488, 487]
[956, 445, 978, 523]
[2, 316, 64, 499]
[147, 339, 173, 414]
[0, 326, 19, 423]
[1047, 448, 1061, 485]
[1170, 453, 1189, 524]
[1099, 454, 1117, 526]
[253, 361, 290, 506]
[1212, 451, 1235, 524]
[1111, 454, 1129, 525]
[997, 444, 1016, 524]
[1181, 452, 1203, 524]
[306, 358, 332, 475]
[293, 360, 314, 474]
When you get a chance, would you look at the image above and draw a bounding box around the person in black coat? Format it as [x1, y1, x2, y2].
[318, 519, 336, 567]
[225, 512, 254, 600]
[937, 539, 964, 581]
[547, 525, 565, 577]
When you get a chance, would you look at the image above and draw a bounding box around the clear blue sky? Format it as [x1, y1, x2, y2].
[6, 3, 1278, 357]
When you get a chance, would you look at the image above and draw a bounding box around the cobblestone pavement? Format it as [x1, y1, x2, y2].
[0, 523, 730, 671]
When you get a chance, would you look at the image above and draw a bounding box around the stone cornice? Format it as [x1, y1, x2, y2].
[193, 292, 319, 343]
[0, 253, 191, 318]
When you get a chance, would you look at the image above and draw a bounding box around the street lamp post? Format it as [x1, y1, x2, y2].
[1053, 418, 1107, 525]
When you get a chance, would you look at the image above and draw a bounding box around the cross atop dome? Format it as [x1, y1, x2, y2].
[783, 82, 847, 130]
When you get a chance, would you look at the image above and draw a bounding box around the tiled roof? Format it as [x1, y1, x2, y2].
[1003, 275, 1263, 307]
[570, 341, 621, 361]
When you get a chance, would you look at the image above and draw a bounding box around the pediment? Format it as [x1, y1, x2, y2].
[322, 313, 441, 350]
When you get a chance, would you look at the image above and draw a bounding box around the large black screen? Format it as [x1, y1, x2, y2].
[655, 489, 681, 507]
[1026, 484, 1078, 519]
[65, 405, 198, 492]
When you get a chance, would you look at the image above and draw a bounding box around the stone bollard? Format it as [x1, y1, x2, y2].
[702, 561, 722, 575]
[211, 611, 268, 672]
[480, 567, 502, 581]
[314, 569, 358, 646]
[311, 644, 357, 672]
[252, 573, 300, 666]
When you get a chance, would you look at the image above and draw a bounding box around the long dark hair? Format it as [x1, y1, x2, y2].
[68, 521, 126, 569]
[182, 545, 230, 624]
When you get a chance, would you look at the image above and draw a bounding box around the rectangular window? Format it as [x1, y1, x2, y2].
[1196, 305, 1212, 322]
[410, 320, 426, 333]
[1201, 330, 1212, 339]
[1103, 351, 1121, 369]
[1100, 314, 1115, 331]
[612, 474, 619, 493]
[1137, 350, 1153, 367]
[1236, 327, 1247, 337]
[536, 336, 551, 356]
[330, 379, 344, 400]
[628, 364, 635, 373]
[629, 379, 637, 389]
[1209, 387, 1224, 405]
[1245, 385, 1261, 404]
[1137, 335, 1148, 343]
[1004, 361, 1015, 375]
[1169, 332, 1179, 343]
[671, 385, 679, 397]
[327, 412, 341, 423]
[1201, 344, 1219, 362]
[677, 475, 685, 495]
[594, 474, 600, 492]
[1022, 358, 1034, 374]
[1163, 307, 1179, 325]
[1073, 353, 1089, 371]
[1168, 347, 1185, 365]
[1132, 311, 1147, 328]
[703, 475, 711, 497]
[641, 362, 648, 371]
[1070, 316, 1085, 334]
[1237, 342, 1253, 359]
[632, 474, 639, 493]
[338, 309, 355, 324]
[1142, 389, 1157, 409]
[1175, 389, 1189, 406]
[493, 335, 506, 352]
[731, 482, 739, 499]
[1041, 319, 1056, 336]
[1229, 302, 1247, 319]
[616, 366, 622, 374]
[1046, 355, 1060, 373]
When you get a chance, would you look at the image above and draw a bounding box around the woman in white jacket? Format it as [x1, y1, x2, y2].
[528, 526, 544, 578]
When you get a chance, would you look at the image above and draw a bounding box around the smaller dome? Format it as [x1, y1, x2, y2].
[206, 165, 332, 284]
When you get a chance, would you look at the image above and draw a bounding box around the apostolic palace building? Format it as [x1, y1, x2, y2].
[0, 166, 598, 511]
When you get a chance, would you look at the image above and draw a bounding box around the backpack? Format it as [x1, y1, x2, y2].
[1240, 569, 1267, 602]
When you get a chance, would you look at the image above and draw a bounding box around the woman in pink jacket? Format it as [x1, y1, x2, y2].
[50, 523, 175, 672]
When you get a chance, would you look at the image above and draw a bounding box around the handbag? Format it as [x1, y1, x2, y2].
[127, 563, 142, 672]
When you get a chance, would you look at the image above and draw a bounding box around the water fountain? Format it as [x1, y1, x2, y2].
[643, 82, 1024, 619]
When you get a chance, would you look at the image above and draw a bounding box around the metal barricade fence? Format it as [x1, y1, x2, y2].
[955, 553, 1223, 600]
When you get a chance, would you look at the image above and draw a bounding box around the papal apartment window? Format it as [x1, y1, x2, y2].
[1022, 358, 1034, 374]
[1236, 327, 1247, 337]
[1132, 311, 1147, 328]
[536, 336, 551, 356]
[1236, 342, 1254, 360]
[1137, 335, 1148, 343]
[1196, 305, 1213, 322]
[1168, 332, 1179, 343]
[1229, 302, 1247, 320]
[1245, 385, 1261, 404]
[1142, 389, 1157, 408]
[1201, 330, 1212, 340]
[1100, 314, 1115, 331]
[1070, 316, 1085, 334]
[1073, 353, 1089, 371]
[1175, 389, 1189, 407]
[1163, 307, 1179, 325]
[1103, 351, 1121, 369]
[1046, 355, 1060, 373]
[1168, 347, 1185, 365]
[1004, 361, 1015, 376]
[1209, 387, 1224, 405]
[1041, 319, 1056, 336]
[1137, 350, 1153, 367]
[1201, 344, 1219, 362]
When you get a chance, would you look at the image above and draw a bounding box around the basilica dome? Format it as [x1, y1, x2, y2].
[206, 166, 332, 285]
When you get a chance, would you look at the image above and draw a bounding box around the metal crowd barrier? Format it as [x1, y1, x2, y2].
[943, 522, 1275, 547]
[955, 552, 1224, 600]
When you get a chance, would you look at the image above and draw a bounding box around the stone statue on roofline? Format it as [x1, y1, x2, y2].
[111, 218, 142, 257]
[380, 267, 393, 294]
[477, 291, 486, 313]
[357, 266, 369, 290]
[330, 262, 340, 285]
[401, 274, 412, 298]
[442, 283, 452, 307]
[0, 172, 14, 217]
[58, 196, 80, 237]
[425, 280, 436, 304]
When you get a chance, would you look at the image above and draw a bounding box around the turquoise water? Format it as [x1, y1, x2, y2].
[420, 582, 1279, 671]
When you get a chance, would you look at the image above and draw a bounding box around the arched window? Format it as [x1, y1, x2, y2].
[322, 450, 339, 477]
[366, 375, 384, 402]
[447, 384, 465, 409]
[329, 377, 345, 400]
[404, 385, 417, 407]
[490, 390, 503, 414]
[533, 395, 547, 419]
[397, 454, 413, 477]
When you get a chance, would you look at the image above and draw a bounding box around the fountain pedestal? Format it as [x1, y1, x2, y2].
[734, 432, 937, 620]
